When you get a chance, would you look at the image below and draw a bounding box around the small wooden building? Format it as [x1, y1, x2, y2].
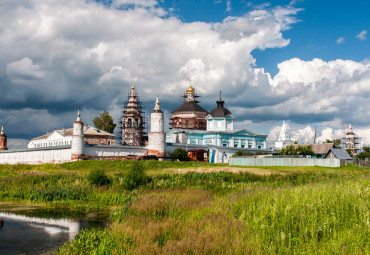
[187, 149, 207, 162]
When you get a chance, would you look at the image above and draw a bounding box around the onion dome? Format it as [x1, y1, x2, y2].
[209, 93, 232, 117]
[186, 84, 195, 94]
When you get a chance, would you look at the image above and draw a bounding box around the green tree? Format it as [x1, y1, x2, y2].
[93, 111, 116, 133]
[296, 145, 315, 156]
[325, 139, 341, 148]
[232, 150, 253, 157]
[169, 148, 189, 161]
[362, 146, 369, 152]
[346, 149, 353, 157]
[279, 145, 297, 155]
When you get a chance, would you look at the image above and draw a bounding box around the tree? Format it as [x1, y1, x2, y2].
[232, 150, 253, 157]
[93, 111, 116, 133]
[169, 148, 189, 161]
[279, 145, 314, 156]
[346, 149, 353, 157]
[325, 139, 341, 148]
[296, 145, 315, 156]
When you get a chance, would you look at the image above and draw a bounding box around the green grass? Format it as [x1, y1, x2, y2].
[0, 160, 369, 254]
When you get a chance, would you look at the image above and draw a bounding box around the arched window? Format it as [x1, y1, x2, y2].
[127, 119, 132, 127]
[135, 118, 138, 127]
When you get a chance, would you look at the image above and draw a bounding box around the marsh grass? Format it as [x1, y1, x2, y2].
[1, 161, 368, 254]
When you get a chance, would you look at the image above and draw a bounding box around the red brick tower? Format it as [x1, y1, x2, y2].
[0, 126, 8, 151]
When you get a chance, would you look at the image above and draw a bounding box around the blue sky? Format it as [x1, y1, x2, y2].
[158, 0, 370, 75]
[0, 0, 369, 148]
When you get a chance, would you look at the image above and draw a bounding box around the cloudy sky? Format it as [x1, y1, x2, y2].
[1, 0, 369, 149]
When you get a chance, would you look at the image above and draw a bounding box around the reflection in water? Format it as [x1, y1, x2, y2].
[0, 204, 109, 254]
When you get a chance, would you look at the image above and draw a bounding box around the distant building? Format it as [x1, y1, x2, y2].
[170, 81, 208, 130]
[342, 123, 361, 156]
[274, 121, 293, 150]
[27, 122, 116, 149]
[120, 84, 146, 146]
[292, 143, 334, 158]
[167, 94, 268, 163]
[325, 148, 353, 160]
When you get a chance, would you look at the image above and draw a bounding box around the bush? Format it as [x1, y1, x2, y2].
[232, 150, 253, 157]
[87, 169, 111, 186]
[169, 148, 189, 161]
[122, 161, 151, 190]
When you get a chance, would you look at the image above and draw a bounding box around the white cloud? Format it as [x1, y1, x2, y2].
[226, 0, 232, 12]
[356, 30, 367, 40]
[336, 37, 344, 44]
[0, 0, 369, 147]
[6, 57, 46, 84]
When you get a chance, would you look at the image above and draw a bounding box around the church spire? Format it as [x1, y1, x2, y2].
[154, 95, 161, 111]
[76, 109, 81, 122]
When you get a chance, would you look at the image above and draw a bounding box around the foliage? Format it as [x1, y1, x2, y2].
[357, 151, 370, 160]
[93, 110, 116, 134]
[87, 169, 111, 186]
[279, 145, 297, 155]
[363, 146, 369, 152]
[122, 161, 151, 191]
[169, 148, 189, 161]
[279, 145, 314, 156]
[296, 145, 315, 156]
[346, 148, 353, 157]
[325, 139, 342, 148]
[59, 166, 369, 255]
[58, 229, 118, 255]
[232, 150, 253, 157]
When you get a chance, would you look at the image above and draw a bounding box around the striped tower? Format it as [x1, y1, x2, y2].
[71, 110, 84, 160]
[0, 126, 8, 151]
[147, 96, 166, 159]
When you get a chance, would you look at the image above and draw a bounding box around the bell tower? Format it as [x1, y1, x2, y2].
[0, 126, 8, 151]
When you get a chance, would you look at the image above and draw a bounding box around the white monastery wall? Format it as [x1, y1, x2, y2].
[0, 147, 72, 165]
[84, 146, 147, 157]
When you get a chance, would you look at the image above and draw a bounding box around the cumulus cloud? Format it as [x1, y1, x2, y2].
[356, 30, 367, 40]
[336, 37, 344, 44]
[0, 0, 369, 147]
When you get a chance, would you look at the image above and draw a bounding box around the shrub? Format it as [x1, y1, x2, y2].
[232, 150, 253, 157]
[87, 169, 111, 186]
[122, 161, 151, 190]
[169, 148, 189, 161]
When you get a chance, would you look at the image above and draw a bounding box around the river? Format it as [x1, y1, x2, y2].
[0, 203, 110, 255]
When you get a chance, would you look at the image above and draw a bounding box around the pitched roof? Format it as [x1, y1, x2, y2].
[326, 148, 353, 160]
[28, 126, 115, 142]
[171, 101, 208, 114]
[293, 143, 334, 155]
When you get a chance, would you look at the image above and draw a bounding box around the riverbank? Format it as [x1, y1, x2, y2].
[1, 161, 369, 254]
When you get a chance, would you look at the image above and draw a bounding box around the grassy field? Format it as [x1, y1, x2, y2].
[0, 161, 369, 254]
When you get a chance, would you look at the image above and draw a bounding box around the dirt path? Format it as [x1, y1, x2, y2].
[173, 167, 275, 176]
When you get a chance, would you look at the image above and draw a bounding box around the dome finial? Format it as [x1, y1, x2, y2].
[154, 95, 161, 111]
[76, 109, 81, 122]
[0, 126, 4, 135]
[186, 75, 195, 94]
[132, 77, 135, 90]
[219, 91, 222, 100]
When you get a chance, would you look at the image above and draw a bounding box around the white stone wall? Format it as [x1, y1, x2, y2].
[0, 148, 72, 164]
[148, 132, 166, 154]
[84, 146, 148, 157]
[150, 112, 163, 133]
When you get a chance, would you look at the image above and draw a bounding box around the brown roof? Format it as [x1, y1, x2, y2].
[293, 143, 334, 154]
[29, 126, 115, 142]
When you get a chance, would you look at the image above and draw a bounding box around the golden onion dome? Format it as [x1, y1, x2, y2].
[186, 84, 195, 94]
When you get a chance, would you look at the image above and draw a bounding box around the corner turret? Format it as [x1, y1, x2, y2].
[0, 126, 8, 151]
[71, 110, 84, 160]
[147, 96, 166, 159]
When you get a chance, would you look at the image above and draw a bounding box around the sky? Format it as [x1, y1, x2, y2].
[0, 0, 369, 149]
